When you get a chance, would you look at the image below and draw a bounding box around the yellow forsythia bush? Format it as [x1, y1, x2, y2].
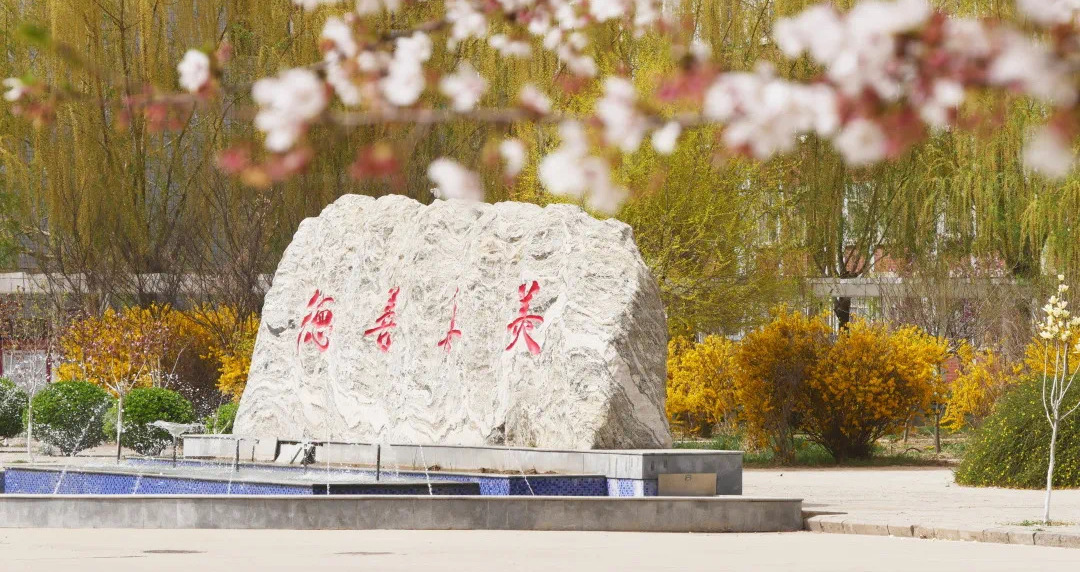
[58, 305, 187, 392]
[666, 335, 737, 437]
[804, 321, 948, 460]
[60, 305, 258, 405]
[733, 307, 831, 463]
[942, 344, 1020, 431]
[202, 309, 259, 401]
[1023, 333, 1080, 380]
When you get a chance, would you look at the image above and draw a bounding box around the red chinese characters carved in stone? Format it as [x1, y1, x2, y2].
[364, 287, 401, 352]
[437, 289, 463, 352]
[297, 289, 334, 352]
[505, 281, 543, 355]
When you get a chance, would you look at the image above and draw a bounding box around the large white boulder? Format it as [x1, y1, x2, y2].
[234, 195, 671, 449]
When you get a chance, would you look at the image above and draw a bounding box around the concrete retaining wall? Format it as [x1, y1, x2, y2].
[0, 495, 801, 532]
[184, 436, 744, 495]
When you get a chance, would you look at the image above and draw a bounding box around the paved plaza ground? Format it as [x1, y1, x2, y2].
[745, 467, 1080, 537]
[4, 443, 1080, 563]
[1, 529, 1079, 571]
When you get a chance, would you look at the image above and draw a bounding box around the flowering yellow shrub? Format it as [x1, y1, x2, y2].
[58, 305, 182, 393]
[666, 335, 737, 437]
[1024, 336, 1080, 379]
[59, 305, 258, 403]
[203, 310, 259, 401]
[804, 321, 948, 460]
[733, 307, 831, 462]
[942, 345, 1020, 431]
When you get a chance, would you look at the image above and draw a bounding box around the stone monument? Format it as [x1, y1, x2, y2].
[233, 194, 671, 449]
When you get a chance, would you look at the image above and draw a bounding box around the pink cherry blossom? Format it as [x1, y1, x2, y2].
[381, 32, 432, 107]
[489, 34, 531, 58]
[3, 78, 28, 102]
[355, 0, 400, 16]
[499, 138, 527, 177]
[326, 59, 362, 106]
[1017, 0, 1080, 27]
[704, 66, 838, 159]
[321, 17, 358, 58]
[538, 121, 626, 213]
[252, 69, 328, 152]
[1024, 126, 1076, 179]
[596, 77, 649, 152]
[428, 158, 484, 201]
[651, 122, 681, 155]
[519, 84, 552, 115]
[439, 63, 488, 111]
[292, 0, 344, 9]
[177, 50, 211, 94]
[833, 119, 888, 166]
[989, 32, 1077, 106]
[590, 0, 628, 22]
[446, 0, 488, 48]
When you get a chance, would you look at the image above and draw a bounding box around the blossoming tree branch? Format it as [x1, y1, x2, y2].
[4, 0, 1080, 212]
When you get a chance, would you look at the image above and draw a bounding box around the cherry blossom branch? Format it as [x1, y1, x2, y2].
[6, 0, 1080, 214]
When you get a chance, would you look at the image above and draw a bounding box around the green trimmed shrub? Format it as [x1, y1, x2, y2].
[204, 402, 238, 434]
[0, 378, 28, 438]
[956, 377, 1080, 488]
[31, 380, 114, 455]
[103, 387, 195, 456]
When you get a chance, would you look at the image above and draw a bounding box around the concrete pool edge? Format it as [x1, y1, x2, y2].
[184, 435, 745, 495]
[0, 495, 803, 532]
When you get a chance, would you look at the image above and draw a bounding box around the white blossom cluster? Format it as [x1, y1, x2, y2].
[704, 65, 839, 160]
[767, 0, 1078, 174]
[499, 138, 527, 176]
[177, 50, 211, 94]
[252, 69, 329, 152]
[382, 32, 433, 107]
[2, 78, 27, 102]
[439, 63, 488, 112]
[775, 0, 931, 100]
[428, 157, 484, 201]
[538, 121, 627, 213]
[596, 77, 650, 153]
[1017, 0, 1080, 26]
[1039, 276, 1080, 347]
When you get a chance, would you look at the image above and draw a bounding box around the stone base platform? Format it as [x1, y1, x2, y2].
[182, 435, 743, 495]
[0, 494, 802, 532]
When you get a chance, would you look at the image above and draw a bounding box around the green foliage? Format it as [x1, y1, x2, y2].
[30, 380, 113, 455]
[204, 402, 238, 434]
[0, 190, 17, 269]
[957, 378, 1080, 488]
[0, 378, 28, 438]
[675, 432, 834, 466]
[102, 387, 195, 456]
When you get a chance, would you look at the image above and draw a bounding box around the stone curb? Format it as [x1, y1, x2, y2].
[803, 515, 1080, 549]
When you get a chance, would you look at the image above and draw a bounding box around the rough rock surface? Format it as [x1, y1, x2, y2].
[234, 194, 671, 449]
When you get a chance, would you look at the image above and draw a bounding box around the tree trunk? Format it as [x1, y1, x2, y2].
[115, 393, 123, 464]
[934, 408, 942, 454]
[833, 296, 852, 329]
[1044, 421, 1059, 524]
[26, 402, 33, 460]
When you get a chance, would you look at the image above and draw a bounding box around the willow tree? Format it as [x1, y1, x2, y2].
[0, 0, 810, 336]
[3, 0, 1079, 344]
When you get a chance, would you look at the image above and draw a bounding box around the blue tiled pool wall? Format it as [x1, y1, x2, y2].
[606, 478, 659, 497]
[3, 468, 311, 496]
[8, 459, 661, 497]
